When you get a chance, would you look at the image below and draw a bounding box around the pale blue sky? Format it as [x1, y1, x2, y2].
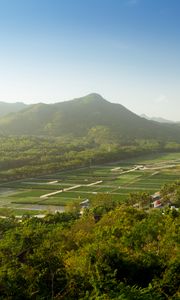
[0, 0, 180, 120]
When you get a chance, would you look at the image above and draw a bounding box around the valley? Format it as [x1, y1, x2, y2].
[0, 99, 179, 298]
[1, 1, 180, 297]
[0, 152, 179, 216]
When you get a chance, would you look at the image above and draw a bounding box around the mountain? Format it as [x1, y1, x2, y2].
[0, 101, 27, 118]
[0, 93, 180, 141]
[140, 114, 175, 124]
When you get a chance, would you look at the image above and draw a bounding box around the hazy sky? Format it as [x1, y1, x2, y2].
[0, 0, 180, 120]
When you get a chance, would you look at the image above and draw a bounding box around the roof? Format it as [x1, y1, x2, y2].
[153, 200, 162, 208]
[80, 199, 89, 206]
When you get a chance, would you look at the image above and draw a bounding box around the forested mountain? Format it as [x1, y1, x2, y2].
[0, 93, 180, 142]
[0, 101, 27, 117]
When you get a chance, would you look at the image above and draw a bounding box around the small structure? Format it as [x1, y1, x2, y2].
[151, 192, 161, 201]
[153, 199, 163, 208]
[79, 199, 90, 216]
[151, 192, 163, 208]
[80, 199, 89, 208]
[170, 206, 179, 211]
[135, 165, 144, 170]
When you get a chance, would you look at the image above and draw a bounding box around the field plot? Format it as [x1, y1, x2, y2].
[0, 152, 180, 213]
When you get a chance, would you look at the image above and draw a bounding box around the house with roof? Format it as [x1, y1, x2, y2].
[151, 192, 163, 208]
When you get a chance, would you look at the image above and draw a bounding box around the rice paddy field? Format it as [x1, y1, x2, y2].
[0, 152, 180, 214]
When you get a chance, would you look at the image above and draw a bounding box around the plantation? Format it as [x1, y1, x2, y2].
[0, 152, 180, 214]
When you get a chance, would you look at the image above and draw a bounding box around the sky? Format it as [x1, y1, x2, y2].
[0, 0, 180, 121]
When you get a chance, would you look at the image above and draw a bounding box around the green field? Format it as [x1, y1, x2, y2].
[0, 152, 180, 213]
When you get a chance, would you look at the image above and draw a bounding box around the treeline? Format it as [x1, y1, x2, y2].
[0, 135, 180, 182]
[0, 190, 179, 299]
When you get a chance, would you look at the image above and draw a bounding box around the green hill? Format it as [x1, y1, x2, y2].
[0, 101, 27, 118]
[0, 93, 180, 141]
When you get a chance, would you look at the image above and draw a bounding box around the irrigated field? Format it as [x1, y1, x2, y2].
[0, 152, 180, 214]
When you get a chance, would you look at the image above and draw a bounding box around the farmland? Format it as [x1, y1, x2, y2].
[0, 152, 180, 215]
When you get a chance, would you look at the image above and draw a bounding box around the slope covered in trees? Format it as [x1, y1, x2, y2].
[0, 193, 179, 299]
[0, 94, 180, 142]
[1, 135, 180, 182]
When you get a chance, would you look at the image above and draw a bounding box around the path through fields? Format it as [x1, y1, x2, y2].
[40, 185, 81, 199]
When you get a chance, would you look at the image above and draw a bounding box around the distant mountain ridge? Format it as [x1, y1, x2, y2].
[0, 101, 27, 118]
[0, 93, 180, 142]
[140, 114, 175, 124]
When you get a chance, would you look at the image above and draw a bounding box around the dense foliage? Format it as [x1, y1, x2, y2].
[0, 135, 180, 182]
[160, 181, 180, 207]
[0, 195, 179, 299]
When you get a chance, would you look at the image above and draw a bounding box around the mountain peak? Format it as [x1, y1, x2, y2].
[86, 93, 104, 99]
[0, 94, 180, 142]
[76, 93, 108, 104]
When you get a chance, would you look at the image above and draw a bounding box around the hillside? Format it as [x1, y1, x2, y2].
[0, 93, 180, 141]
[0, 101, 27, 117]
[0, 199, 179, 299]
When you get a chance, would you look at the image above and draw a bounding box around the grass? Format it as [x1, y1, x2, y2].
[0, 207, 47, 216]
[0, 152, 180, 213]
[10, 189, 54, 198]
[40, 197, 80, 206]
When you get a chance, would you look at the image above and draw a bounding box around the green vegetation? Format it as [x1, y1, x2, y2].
[0, 127, 179, 298]
[0, 207, 46, 217]
[0, 95, 180, 191]
[0, 94, 180, 141]
[0, 151, 180, 214]
[0, 196, 179, 299]
[0, 96, 180, 299]
[0, 135, 180, 183]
